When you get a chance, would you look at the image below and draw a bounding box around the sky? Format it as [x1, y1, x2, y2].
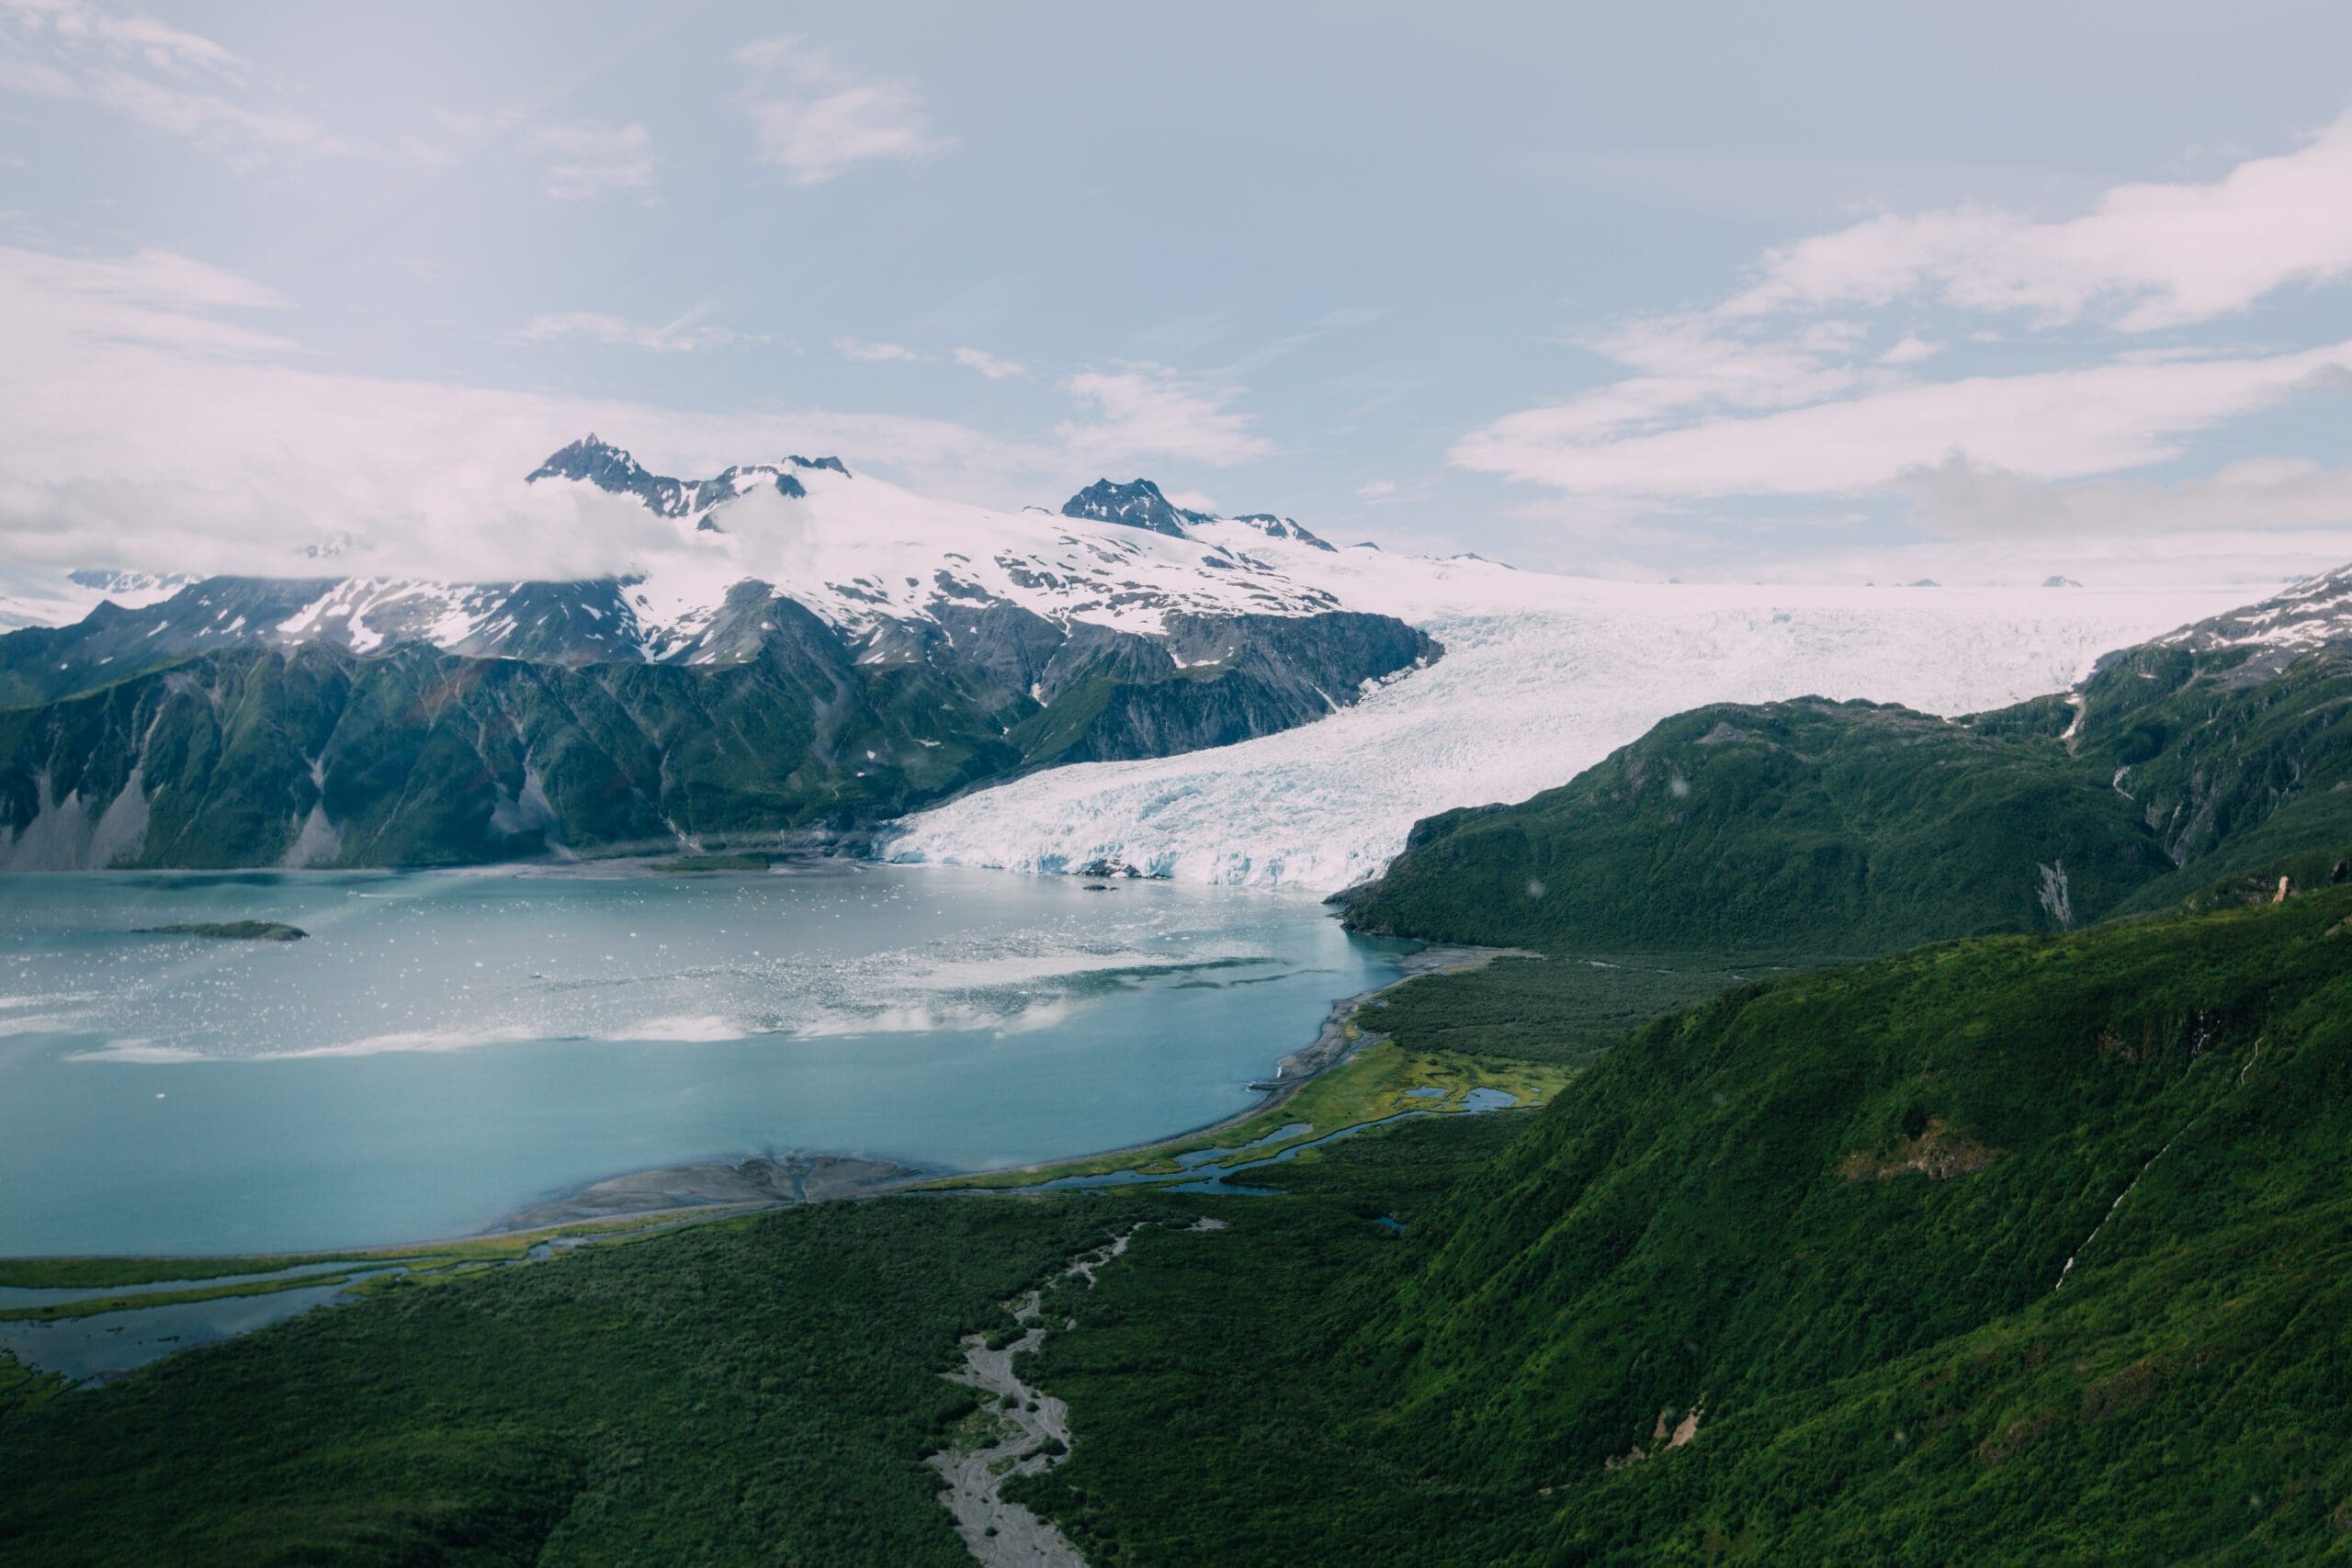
[6, 0, 2352, 588]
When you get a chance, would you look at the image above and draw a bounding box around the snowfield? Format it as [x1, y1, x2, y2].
[882, 555, 2263, 891]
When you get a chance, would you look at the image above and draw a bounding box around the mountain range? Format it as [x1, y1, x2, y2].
[0, 441, 1435, 870]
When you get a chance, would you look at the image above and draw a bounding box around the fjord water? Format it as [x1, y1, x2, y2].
[0, 866, 1399, 1256]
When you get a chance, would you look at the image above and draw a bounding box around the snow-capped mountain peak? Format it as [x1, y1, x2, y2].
[512, 440, 1363, 654]
[526, 435, 827, 530]
[1057, 479, 1335, 554]
[11, 437, 1460, 682]
[1230, 513, 1336, 552]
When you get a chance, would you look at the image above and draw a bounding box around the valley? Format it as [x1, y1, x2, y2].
[6, 469, 2352, 1566]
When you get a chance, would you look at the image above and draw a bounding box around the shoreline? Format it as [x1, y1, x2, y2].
[897, 941, 1544, 1188]
[3, 940, 1535, 1275]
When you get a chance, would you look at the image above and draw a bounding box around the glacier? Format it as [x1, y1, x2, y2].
[881, 565, 2264, 891]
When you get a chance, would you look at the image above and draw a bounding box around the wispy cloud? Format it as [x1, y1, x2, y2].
[1057, 364, 1273, 469]
[1451, 111, 2352, 541]
[0, 244, 1032, 584]
[953, 345, 1026, 380]
[1907, 453, 2352, 538]
[1723, 112, 2352, 332]
[834, 334, 920, 363]
[1877, 333, 1942, 366]
[1460, 342, 2352, 498]
[0, 243, 1304, 600]
[519, 120, 656, 201]
[0, 0, 345, 164]
[732, 34, 947, 186]
[509, 306, 754, 353]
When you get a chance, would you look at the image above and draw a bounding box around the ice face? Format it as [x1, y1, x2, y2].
[881, 579, 2260, 891]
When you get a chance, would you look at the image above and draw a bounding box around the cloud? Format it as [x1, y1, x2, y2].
[1450, 113, 2352, 547]
[1056, 365, 1274, 469]
[0, 0, 345, 164]
[508, 306, 752, 353]
[1905, 453, 2352, 538]
[518, 120, 655, 201]
[953, 345, 1026, 380]
[0, 244, 1036, 584]
[1457, 341, 2352, 499]
[834, 335, 920, 363]
[733, 34, 947, 186]
[1723, 111, 2352, 331]
[2, 0, 244, 81]
[0, 245, 1295, 592]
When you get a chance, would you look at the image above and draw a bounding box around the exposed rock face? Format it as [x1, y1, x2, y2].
[524, 434, 812, 523]
[1060, 477, 1208, 536]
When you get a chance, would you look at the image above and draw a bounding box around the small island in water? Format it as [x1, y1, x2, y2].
[135, 920, 310, 942]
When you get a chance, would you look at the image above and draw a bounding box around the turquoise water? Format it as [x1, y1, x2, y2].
[0, 866, 1402, 1257]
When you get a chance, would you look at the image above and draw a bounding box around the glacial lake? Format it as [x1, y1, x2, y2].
[0, 865, 1404, 1258]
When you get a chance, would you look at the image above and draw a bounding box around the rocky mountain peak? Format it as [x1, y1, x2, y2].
[1061, 479, 1210, 537]
[526, 436, 820, 526]
[2155, 560, 2352, 662]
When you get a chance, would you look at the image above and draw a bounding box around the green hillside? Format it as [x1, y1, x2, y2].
[1010, 885, 2352, 1563]
[1345, 634, 2352, 960]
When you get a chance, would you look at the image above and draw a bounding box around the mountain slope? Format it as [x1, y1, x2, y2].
[0, 604, 1430, 870]
[1366, 885, 2352, 1561]
[1001, 885, 2352, 1564]
[1343, 566, 2352, 955]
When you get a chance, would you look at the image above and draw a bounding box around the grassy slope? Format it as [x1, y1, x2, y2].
[1006, 887, 2352, 1564]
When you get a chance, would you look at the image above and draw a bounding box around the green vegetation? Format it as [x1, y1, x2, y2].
[8, 888, 2349, 1560]
[0, 1200, 1152, 1564]
[12, 626, 2352, 1559]
[1346, 637, 2352, 961]
[0, 1352, 65, 1415]
[1365, 948, 1782, 1069]
[647, 851, 775, 873]
[0, 1252, 399, 1290]
[921, 949, 1734, 1197]
[1002, 885, 2352, 1563]
[921, 1039, 1571, 1192]
[1344, 694, 2157, 957]
[0, 1271, 371, 1323]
